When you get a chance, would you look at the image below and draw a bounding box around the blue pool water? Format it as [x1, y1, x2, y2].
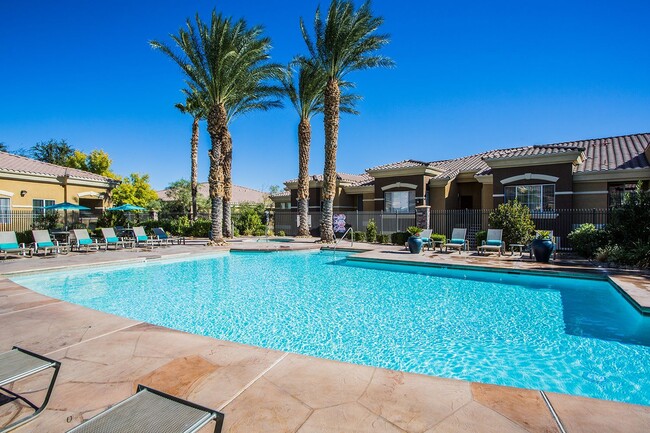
[11, 251, 650, 405]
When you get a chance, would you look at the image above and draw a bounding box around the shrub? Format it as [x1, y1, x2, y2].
[366, 219, 377, 243]
[377, 234, 390, 244]
[16, 231, 31, 245]
[253, 227, 266, 237]
[567, 224, 603, 259]
[391, 231, 410, 245]
[32, 211, 60, 230]
[488, 201, 535, 247]
[234, 204, 265, 236]
[353, 231, 366, 242]
[430, 233, 446, 244]
[407, 226, 421, 236]
[187, 219, 211, 237]
[476, 230, 487, 246]
[96, 211, 127, 229]
[276, 230, 286, 236]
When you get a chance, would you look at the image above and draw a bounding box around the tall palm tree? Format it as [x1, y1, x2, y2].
[175, 89, 205, 220]
[279, 59, 359, 237]
[301, 0, 393, 242]
[151, 11, 279, 244]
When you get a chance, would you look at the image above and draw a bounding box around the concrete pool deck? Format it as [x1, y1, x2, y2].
[1, 239, 650, 432]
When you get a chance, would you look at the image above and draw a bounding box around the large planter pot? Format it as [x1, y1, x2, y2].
[531, 238, 554, 262]
[408, 236, 424, 254]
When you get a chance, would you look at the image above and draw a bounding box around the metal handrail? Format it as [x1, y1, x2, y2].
[333, 227, 354, 254]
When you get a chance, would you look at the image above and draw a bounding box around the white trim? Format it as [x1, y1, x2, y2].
[500, 173, 559, 185]
[12, 204, 32, 208]
[554, 191, 574, 196]
[78, 191, 102, 198]
[493, 194, 505, 198]
[573, 190, 608, 195]
[362, 198, 385, 201]
[0, 190, 14, 197]
[381, 182, 417, 191]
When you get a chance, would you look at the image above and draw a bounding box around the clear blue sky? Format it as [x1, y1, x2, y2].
[1, 1, 649, 191]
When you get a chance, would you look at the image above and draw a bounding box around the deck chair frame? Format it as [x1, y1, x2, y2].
[0, 346, 61, 432]
[477, 229, 505, 256]
[443, 228, 468, 254]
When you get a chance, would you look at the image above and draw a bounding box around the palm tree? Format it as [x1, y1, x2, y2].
[279, 59, 359, 237]
[151, 11, 279, 243]
[301, 0, 393, 242]
[175, 90, 205, 220]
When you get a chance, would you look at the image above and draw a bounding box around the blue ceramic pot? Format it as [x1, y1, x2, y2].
[531, 238, 554, 262]
[408, 236, 424, 254]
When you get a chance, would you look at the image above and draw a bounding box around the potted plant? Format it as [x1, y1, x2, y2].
[406, 226, 424, 254]
[531, 230, 554, 262]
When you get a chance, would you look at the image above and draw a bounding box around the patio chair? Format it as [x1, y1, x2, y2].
[0, 231, 33, 259]
[65, 384, 224, 433]
[0, 346, 61, 432]
[69, 229, 105, 252]
[132, 227, 160, 248]
[418, 229, 433, 250]
[443, 228, 467, 254]
[100, 228, 134, 250]
[477, 229, 505, 256]
[152, 227, 185, 246]
[31, 230, 69, 256]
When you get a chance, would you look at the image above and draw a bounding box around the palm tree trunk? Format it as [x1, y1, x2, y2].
[320, 78, 340, 242]
[207, 104, 227, 244]
[191, 116, 199, 220]
[297, 117, 311, 237]
[222, 134, 233, 237]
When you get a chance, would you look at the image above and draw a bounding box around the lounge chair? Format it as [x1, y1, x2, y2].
[443, 228, 467, 254]
[478, 229, 505, 256]
[152, 227, 185, 245]
[65, 384, 224, 433]
[0, 231, 33, 259]
[31, 230, 69, 256]
[69, 229, 105, 252]
[101, 228, 134, 250]
[0, 346, 60, 432]
[418, 229, 433, 250]
[132, 227, 160, 248]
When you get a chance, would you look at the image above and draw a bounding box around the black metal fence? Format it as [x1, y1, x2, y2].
[273, 210, 416, 237]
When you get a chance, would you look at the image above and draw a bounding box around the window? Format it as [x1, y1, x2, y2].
[0, 198, 10, 223]
[385, 190, 415, 213]
[608, 183, 638, 208]
[32, 199, 55, 215]
[504, 184, 555, 211]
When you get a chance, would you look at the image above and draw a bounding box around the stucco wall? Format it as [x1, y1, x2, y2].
[0, 177, 112, 209]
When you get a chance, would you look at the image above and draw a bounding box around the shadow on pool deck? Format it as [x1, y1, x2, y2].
[1, 241, 650, 432]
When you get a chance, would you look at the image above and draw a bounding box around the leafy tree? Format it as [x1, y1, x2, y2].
[66, 149, 118, 178]
[234, 203, 266, 236]
[0, 142, 7, 152]
[300, 0, 393, 242]
[151, 11, 280, 243]
[175, 90, 206, 220]
[488, 200, 535, 247]
[111, 173, 158, 208]
[31, 139, 74, 165]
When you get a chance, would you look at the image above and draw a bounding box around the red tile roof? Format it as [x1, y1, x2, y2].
[0, 151, 118, 183]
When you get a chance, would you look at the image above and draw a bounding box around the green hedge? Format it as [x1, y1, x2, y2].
[476, 230, 487, 246]
[430, 233, 446, 244]
[391, 231, 410, 245]
[377, 234, 390, 244]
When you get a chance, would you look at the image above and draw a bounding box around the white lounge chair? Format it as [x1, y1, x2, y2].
[0, 231, 33, 259]
[478, 229, 505, 256]
[132, 226, 160, 248]
[32, 230, 69, 256]
[69, 229, 104, 252]
[101, 228, 134, 250]
[443, 228, 467, 254]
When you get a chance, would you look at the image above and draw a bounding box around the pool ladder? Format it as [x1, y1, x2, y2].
[333, 227, 354, 255]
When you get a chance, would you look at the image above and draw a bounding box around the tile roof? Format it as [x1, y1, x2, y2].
[0, 151, 118, 183]
[157, 182, 267, 204]
[285, 172, 371, 184]
[269, 190, 291, 198]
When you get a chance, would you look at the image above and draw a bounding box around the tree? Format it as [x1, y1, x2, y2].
[175, 90, 206, 221]
[152, 11, 280, 244]
[66, 149, 118, 178]
[0, 142, 7, 152]
[301, 0, 393, 242]
[31, 139, 74, 165]
[111, 173, 159, 208]
[279, 59, 359, 236]
[488, 200, 535, 247]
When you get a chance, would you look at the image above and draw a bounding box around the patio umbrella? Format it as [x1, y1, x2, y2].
[106, 203, 147, 227]
[44, 202, 91, 230]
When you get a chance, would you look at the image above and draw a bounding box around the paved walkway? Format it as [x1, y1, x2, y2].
[1, 240, 649, 432]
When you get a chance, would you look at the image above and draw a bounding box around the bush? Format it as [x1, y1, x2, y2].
[366, 219, 377, 243]
[16, 231, 31, 245]
[234, 204, 266, 236]
[32, 211, 60, 230]
[377, 234, 390, 244]
[476, 230, 487, 246]
[187, 219, 211, 237]
[353, 231, 366, 242]
[488, 201, 535, 247]
[96, 211, 127, 229]
[430, 233, 446, 244]
[276, 230, 286, 236]
[391, 231, 410, 245]
[253, 227, 266, 237]
[568, 224, 603, 259]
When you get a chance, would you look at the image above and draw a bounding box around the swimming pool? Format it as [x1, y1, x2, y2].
[11, 250, 650, 405]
